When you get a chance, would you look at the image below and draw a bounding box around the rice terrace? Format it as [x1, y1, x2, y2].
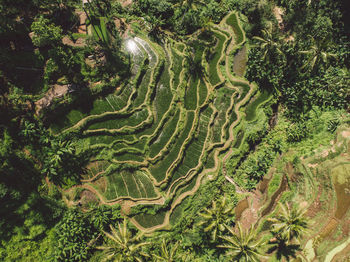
[58, 12, 260, 231]
[0, 0, 349, 261]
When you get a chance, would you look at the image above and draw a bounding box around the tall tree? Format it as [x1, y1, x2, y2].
[153, 239, 180, 262]
[96, 219, 150, 262]
[30, 16, 63, 48]
[218, 222, 267, 262]
[196, 196, 234, 242]
[299, 37, 337, 72]
[253, 22, 284, 61]
[268, 203, 308, 244]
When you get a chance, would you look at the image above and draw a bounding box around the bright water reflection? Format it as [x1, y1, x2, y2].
[125, 38, 140, 54]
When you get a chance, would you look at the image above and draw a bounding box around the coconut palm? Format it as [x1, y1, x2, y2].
[196, 196, 235, 241]
[218, 222, 267, 262]
[173, 0, 205, 30]
[97, 219, 150, 262]
[253, 22, 284, 61]
[268, 203, 308, 244]
[299, 37, 336, 72]
[153, 239, 180, 262]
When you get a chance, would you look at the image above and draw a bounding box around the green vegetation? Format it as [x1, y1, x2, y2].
[0, 0, 349, 261]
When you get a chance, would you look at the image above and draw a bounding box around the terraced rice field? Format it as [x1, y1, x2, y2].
[57, 12, 265, 231]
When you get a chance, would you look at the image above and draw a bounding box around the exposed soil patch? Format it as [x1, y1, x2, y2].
[35, 84, 69, 115]
[121, 0, 132, 7]
[342, 131, 350, 139]
[320, 218, 339, 239]
[121, 200, 132, 216]
[62, 36, 86, 47]
[240, 191, 263, 229]
[258, 177, 271, 194]
[235, 198, 249, 221]
[232, 45, 247, 77]
[80, 189, 99, 206]
[76, 10, 87, 34]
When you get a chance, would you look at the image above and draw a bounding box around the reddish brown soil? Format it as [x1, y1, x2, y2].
[235, 198, 249, 221]
[240, 191, 264, 229]
[320, 218, 339, 239]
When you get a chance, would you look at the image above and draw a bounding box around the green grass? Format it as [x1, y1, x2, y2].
[209, 32, 226, 85]
[267, 173, 283, 198]
[149, 109, 180, 158]
[104, 172, 129, 199]
[88, 17, 109, 44]
[115, 153, 144, 163]
[245, 90, 272, 121]
[212, 90, 232, 143]
[233, 130, 244, 148]
[104, 170, 157, 200]
[87, 108, 148, 130]
[171, 172, 198, 204]
[233, 81, 251, 102]
[226, 12, 244, 45]
[149, 111, 195, 182]
[205, 151, 216, 169]
[170, 48, 183, 89]
[184, 77, 199, 110]
[88, 134, 133, 146]
[169, 129, 207, 185]
[170, 198, 189, 225]
[135, 172, 157, 198]
[133, 210, 167, 228]
[154, 62, 173, 122]
[198, 78, 208, 106]
[133, 71, 152, 107]
[122, 172, 142, 198]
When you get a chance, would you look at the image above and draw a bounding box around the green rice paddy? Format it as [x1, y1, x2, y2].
[57, 12, 261, 230]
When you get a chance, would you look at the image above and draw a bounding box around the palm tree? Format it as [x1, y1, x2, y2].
[299, 37, 336, 72]
[147, 16, 165, 40]
[173, 0, 204, 30]
[97, 219, 150, 262]
[153, 239, 180, 262]
[218, 222, 267, 262]
[268, 203, 308, 244]
[196, 196, 234, 241]
[200, 16, 214, 34]
[253, 22, 284, 61]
